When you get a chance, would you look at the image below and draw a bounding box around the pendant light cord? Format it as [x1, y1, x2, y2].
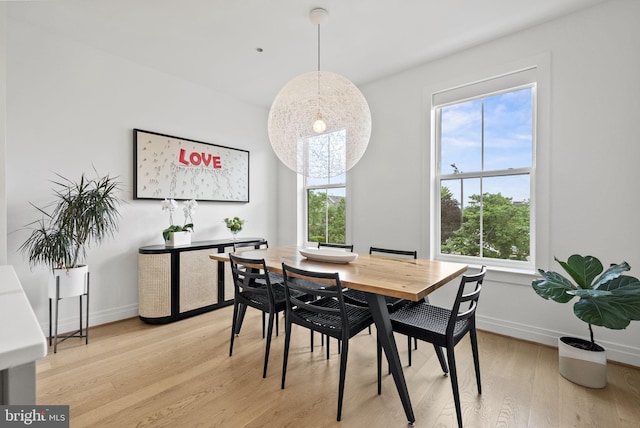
[316, 23, 321, 118]
[317, 23, 321, 72]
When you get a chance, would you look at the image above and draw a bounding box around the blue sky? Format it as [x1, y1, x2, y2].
[440, 87, 533, 204]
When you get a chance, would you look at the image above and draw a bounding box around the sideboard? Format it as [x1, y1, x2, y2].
[138, 238, 264, 324]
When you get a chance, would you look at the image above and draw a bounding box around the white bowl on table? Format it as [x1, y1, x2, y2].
[298, 248, 358, 264]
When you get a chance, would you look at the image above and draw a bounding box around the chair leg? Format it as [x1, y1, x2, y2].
[326, 336, 330, 360]
[261, 312, 265, 338]
[281, 317, 293, 389]
[263, 311, 275, 378]
[407, 335, 412, 366]
[336, 337, 349, 421]
[446, 345, 463, 428]
[310, 330, 314, 351]
[470, 328, 482, 393]
[434, 345, 449, 374]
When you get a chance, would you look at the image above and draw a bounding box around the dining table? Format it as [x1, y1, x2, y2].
[209, 245, 467, 425]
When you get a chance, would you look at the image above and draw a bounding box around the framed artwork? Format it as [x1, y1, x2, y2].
[133, 129, 249, 202]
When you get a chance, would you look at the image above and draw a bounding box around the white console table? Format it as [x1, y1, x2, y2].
[0, 265, 47, 404]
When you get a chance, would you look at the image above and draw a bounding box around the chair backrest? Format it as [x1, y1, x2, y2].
[233, 239, 268, 252]
[317, 242, 354, 252]
[228, 253, 273, 306]
[447, 266, 486, 336]
[281, 263, 349, 333]
[369, 247, 417, 259]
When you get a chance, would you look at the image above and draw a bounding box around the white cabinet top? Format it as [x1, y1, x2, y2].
[0, 265, 47, 370]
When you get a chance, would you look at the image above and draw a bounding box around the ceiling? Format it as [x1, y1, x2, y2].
[7, 0, 606, 108]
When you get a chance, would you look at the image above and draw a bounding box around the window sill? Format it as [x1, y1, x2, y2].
[436, 255, 538, 287]
[481, 265, 538, 287]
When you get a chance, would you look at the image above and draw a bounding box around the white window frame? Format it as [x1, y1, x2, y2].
[296, 130, 350, 247]
[303, 177, 347, 246]
[429, 62, 549, 275]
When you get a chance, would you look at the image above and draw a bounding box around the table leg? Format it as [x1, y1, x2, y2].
[235, 303, 247, 335]
[365, 293, 415, 425]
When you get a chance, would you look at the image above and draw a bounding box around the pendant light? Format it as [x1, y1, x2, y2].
[268, 8, 372, 178]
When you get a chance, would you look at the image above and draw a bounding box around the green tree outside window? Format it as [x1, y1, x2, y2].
[442, 192, 530, 260]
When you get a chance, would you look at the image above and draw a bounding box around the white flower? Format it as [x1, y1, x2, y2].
[161, 198, 178, 225]
[161, 198, 178, 213]
[184, 199, 198, 213]
[182, 199, 198, 224]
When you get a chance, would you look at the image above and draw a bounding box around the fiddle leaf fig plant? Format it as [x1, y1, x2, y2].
[532, 254, 640, 349]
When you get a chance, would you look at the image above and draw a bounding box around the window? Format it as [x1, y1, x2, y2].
[304, 130, 347, 244]
[433, 68, 536, 269]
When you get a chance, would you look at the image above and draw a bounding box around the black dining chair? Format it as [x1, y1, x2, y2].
[380, 266, 486, 428]
[343, 247, 417, 313]
[342, 247, 422, 358]
[317, 242, 354, 252]
[228, 253, 286, 378]
[232, 239, 284, 337]
[233, 239, 282, 282]
[312, 242, 354, 357]
[281, 263, 375, 421]
[233, 239, 267, 251]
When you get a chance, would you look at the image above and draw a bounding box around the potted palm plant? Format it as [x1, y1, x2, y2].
[19, 171, 123, 298]
[532, 254, 640, 388]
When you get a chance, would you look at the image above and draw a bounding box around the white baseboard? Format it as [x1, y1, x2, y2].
[477, 315, 640, 367]
[41, 304, 139, 338]
[41, 305, 640, 368]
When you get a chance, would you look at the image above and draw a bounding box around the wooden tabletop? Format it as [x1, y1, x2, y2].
[210, 246, 467, 301]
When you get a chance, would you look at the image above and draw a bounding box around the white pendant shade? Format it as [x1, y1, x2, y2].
[268, 70, 372, 178]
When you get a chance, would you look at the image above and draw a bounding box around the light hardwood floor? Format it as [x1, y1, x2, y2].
[37, 307, 640, 427]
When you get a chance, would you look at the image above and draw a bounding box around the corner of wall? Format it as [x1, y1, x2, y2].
[0, 3, 7, 265]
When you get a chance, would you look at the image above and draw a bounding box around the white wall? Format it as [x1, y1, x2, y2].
[5, 20, 277, 334]
[303, 0, 640, 364]
[0, 3, 7, 265]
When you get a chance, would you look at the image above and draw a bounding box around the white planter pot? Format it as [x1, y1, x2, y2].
[48, 265, 89, 299]
[165, 231, 192, 247]
[558, 336, 607, 388]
